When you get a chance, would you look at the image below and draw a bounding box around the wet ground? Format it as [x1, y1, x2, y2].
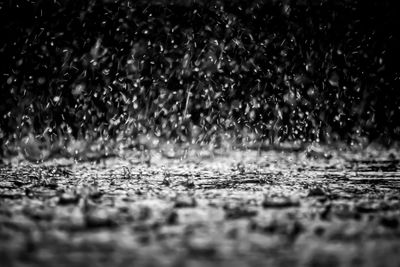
[1, 146, 400, 267]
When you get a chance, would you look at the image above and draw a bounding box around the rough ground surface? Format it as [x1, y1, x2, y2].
[1, 147, 400, 267]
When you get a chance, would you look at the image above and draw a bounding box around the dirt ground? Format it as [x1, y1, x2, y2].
[1, 147, 400, 267]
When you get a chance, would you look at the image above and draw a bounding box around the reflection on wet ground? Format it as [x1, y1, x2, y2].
[1, 149, 400, 267]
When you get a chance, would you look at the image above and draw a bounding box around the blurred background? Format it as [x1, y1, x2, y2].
[0, 0, 399, 155]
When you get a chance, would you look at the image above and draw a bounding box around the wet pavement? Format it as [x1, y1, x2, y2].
[1, 147, 400, 267]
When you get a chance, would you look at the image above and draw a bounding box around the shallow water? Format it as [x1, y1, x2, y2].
[1, 148, 400, 267]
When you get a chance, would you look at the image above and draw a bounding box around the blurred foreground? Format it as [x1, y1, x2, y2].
[1, 147, 400, 267]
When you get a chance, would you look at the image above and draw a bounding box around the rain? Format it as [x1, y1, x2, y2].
[0, 1, 400, 266]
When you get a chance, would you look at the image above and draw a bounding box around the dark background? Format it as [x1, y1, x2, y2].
[0, 0, 399, 147]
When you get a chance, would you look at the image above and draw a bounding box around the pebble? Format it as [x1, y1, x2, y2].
[262, 196, 300, 208]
